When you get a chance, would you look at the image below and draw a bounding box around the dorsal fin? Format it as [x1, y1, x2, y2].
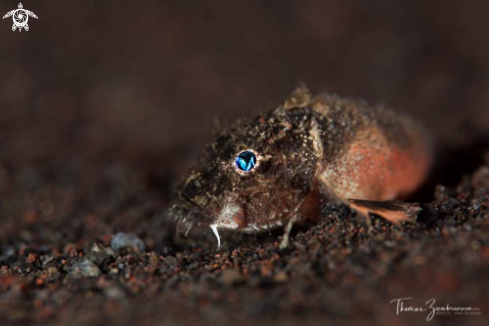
[283, 83, 312, 110]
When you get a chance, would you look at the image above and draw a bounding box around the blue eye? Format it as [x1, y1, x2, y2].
[235, 150, 257, 172]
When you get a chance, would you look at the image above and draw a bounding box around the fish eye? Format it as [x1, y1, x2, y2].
[235, 150, 258, 172]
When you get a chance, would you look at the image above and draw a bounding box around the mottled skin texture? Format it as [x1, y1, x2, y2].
[171, 86, 431, 241]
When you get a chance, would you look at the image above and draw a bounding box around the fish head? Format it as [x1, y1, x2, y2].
[170, 108, 321, 237]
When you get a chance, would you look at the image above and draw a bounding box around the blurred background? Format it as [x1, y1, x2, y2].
[1, 0, 488, 166]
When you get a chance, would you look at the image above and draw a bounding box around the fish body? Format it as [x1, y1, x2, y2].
[171, 86, 431, 243]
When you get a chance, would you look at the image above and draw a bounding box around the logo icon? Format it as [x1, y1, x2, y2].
[3, 3, 38, 32]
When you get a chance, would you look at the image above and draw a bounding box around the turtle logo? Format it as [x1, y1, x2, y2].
[3, 3, 38, 32]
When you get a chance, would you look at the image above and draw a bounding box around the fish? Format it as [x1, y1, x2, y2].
[170, 85, 432, 248]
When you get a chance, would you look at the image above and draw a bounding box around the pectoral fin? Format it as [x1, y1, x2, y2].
[347, 199, 420, 225]
[318, 174, 420, 226]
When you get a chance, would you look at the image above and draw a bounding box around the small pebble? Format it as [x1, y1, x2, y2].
[69, 259, 101, 278]
[86, 243, 116, 265]
[110, 233, 146, 252]
[46, 266, 60, 281]
[148, 253, 159, 267]
[25, 253, 38, 264]
[163, 255, 177, 266]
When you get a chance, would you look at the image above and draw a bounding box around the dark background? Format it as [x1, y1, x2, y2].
[1, 0, 488, 162]
[0, 1, 488, 325]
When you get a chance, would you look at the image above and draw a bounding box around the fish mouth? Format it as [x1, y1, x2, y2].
[171, 194, 242, 223]
[171, 197, 247, 248]
[170, 195, 245, 227]
[208, 200, 246, 248]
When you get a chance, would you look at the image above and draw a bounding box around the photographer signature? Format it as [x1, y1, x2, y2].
[389, 297, 481, 321]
